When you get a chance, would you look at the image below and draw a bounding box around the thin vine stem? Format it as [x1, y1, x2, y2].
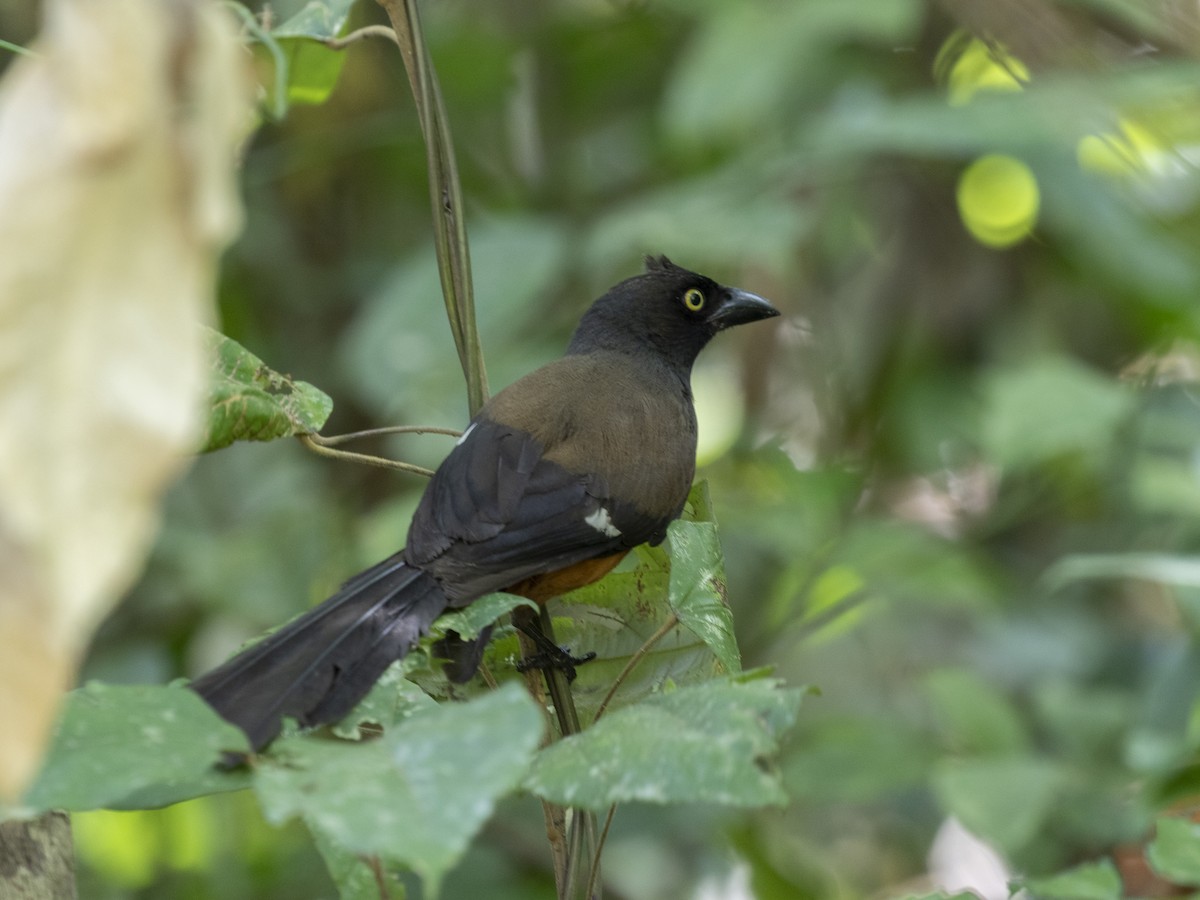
[584, 805, 618, 900]
[313, 424, 462, 446]
[533, 604, 600, 900]
[593, 613, 679, 725]
[513, 607, 570, 895]
[578, 611, 681, 897]
[298, 434, 434, 477]
[0, 38, 35, 57]
[512, 605, 599, 899]
[221, 1, 287, 120]
[375, 0, 488, 416]
[322, 24, 399, 50]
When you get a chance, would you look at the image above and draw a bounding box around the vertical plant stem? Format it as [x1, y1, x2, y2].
[513, 604, 601, 899]
[584, 805, 618, 900]
[535, 605, 598, 899]
[375, 0, 488, 416]
[367, 10, 596, 893]
[514, 606, 570, 895]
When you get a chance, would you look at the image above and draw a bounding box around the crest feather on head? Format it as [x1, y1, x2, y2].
[643, 254, 676, 273]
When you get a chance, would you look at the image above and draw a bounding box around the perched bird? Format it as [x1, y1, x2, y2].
[191, 256, 778, 750]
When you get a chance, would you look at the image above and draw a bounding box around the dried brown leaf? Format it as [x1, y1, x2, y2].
[0, 0, 253, 803]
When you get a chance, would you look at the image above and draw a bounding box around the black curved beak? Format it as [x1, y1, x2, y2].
[711, 288, 780, 330]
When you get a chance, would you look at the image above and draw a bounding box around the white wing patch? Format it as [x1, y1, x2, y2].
[584, 506, 622, 538]
[455, 422, 477, 446]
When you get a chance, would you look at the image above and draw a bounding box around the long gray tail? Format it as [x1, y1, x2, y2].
[190, 553, 446, 751]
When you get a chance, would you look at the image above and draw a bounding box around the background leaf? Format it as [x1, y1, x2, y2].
[1147, 816, 1200, 886]
[932, 757, 1065, 853]
[980, 356, 1135, 470]
[1021, 858, 1124, 900]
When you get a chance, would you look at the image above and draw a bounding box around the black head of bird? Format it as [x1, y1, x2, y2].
[567, 255, 779, 373]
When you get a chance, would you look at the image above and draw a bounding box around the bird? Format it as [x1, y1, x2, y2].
[190, 255, 779, 751]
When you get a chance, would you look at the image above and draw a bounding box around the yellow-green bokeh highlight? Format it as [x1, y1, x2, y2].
[803, 564, 868, 641]
[957, 155, 1040, 248]
[73, 791, 288, 891]
[766, 560, 867, 642]
[1078, 119, 1158, 176]
[936, 33, 1029, 106]
[74, 808, 163, 889]
[74, 799, 218, 888]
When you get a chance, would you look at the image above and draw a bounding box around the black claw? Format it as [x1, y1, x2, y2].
[513, 618, 597, 682]
[515, 647, 596, 682]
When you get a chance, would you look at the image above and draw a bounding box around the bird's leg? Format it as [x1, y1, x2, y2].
[513, 615, 596, 682]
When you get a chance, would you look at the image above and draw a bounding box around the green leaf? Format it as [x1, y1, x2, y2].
[460, 488, 739, 721]
[1031, 680, 1132, 765]
[387, 592, 538, 707]
[202, 328, 333, 451]
[341, 215, 567, 422]
[272, 0, 358, 40]
[431, 591, 536, 642]
[663, 0, 920, 143]
[1130, 387, 1200, 517]
[807, 64, 1200, 159]
[332, 661, 439, 739]
[1040, 161, 1200, 302]
[1021, 858, 1124, 900]
[241, 1, 357, 115]
[254, 683, 542, 895]
[932, 756, 1065, 853]
[312, 828, 405, 900]
[924, 668, 1030, 756]
[525, 678, 806, 810]
[1147, 816, 1200, 885]
[980, 356, 1134, 470]
[520, 564, 717, 723]
[1045, 553, 1200, 591]
[824, 520, 999, 613]
[24, 683, 250, 812]
[666, 517, 741, 674]
[585, 167, 815, 278]
[682, 478, 717, 523]
[277, 40, 348, 106]
[783, 718, 934, 802]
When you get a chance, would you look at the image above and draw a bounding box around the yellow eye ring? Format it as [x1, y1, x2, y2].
[683, 288, 705, 311]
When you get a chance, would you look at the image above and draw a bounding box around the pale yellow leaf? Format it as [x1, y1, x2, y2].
[0, 0, 254, 803]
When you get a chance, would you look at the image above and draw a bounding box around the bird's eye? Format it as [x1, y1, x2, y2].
[683, 288, 705, 311]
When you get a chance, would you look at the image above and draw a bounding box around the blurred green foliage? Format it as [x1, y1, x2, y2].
[9, 0, 1200, 895]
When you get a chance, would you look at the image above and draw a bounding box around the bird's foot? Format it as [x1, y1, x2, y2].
[515, 647, 597, 682]
[514, 621, 596, 682]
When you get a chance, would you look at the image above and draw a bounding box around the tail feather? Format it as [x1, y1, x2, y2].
[191, 554, 447, 750]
